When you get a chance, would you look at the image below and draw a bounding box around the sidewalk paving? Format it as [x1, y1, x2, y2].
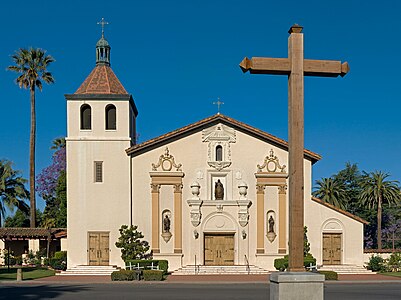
[6, 272, 397, 284]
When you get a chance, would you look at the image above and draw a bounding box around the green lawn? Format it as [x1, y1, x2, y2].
[0, 267, 55, 281]
[380, 272, 401, 278]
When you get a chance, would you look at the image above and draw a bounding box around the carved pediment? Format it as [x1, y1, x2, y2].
[202, 124, 236, 171]
[257, 149, 286, 173]
[202, 124, 236, 142]
[152, 147, 182, 171]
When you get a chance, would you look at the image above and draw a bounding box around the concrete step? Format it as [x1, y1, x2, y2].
[319, 265, 375, 274]
[173, 265, 270, 275]
[57, 265, 120, 276]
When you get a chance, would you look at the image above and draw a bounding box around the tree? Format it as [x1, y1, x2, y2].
[37, 139, 66, 228]
[359, 171, 401, 250]
[51, 137, 65, 150]
[0, 160, 29, 227]
[8, 48, 55, 228]
[4, 209, 42, 228]
[312, 177, 348, 210]
[115, 225, 152, 261]
[333, 162, 362, 213]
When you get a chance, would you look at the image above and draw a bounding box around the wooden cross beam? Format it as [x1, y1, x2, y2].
[240, 24, 349, 272]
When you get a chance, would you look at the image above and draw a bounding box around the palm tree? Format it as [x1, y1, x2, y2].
[359, 171, 401, 250]
[0, 160, 29, 227]
[313, 177, 348, 210]
[8, 48, 55, 228]
[50, 137, 65, 150]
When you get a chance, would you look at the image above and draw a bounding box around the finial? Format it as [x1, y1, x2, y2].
[97, 17, 109, 38]
[288, 24, 303, 34]
[213, 97, 224, 114]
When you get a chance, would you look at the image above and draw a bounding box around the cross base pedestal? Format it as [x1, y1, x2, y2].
[270, 272, 325, 300]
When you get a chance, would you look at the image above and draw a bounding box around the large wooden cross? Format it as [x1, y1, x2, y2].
[240, 24, 349, 272]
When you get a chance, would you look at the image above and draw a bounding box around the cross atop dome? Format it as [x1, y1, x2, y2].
[96, 18, 111, 66]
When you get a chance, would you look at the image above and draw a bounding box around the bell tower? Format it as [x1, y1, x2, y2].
[65, 19, 137, 268]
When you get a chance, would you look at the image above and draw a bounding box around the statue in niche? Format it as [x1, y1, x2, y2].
[268, 215, 275, 233]
[163, 214, 171, 232]
[215, 179, 224, 200]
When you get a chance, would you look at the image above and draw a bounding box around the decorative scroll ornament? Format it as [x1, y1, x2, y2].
[152, 147, 182, 171]
[202, 124, 236, 171]
[257, 149, 286, 173]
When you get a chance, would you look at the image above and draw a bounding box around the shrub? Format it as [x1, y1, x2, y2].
[367, 255, 387, 272]
[274, 258, 288, 271]
[125, 259, 168, 274]
[115, 225, 152, 261]
[143, 270, 163, 281]
[387, 252, 401, 272]
[319, 271, 338, 280]
[15, 256, 22, 265]
[47, 251, 67, 271]
[274, 254, 317, 271]
[111, 270, 138, 281]
[54, 251, 67, 260]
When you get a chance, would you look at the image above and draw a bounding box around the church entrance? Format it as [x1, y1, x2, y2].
[322, 233, 342, 265]
[88, 232, 110, 266]
[204, 234, 234, 265]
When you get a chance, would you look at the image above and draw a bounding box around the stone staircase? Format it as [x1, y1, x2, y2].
[318, 264, 375, 274]
[172, 265, 270, 275]
[57, 265, 120, 276]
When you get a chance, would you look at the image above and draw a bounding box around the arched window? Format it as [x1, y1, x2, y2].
[80, 104, 91, 130]
[216, 145, 223, 161]
[105, 104, 116, 130]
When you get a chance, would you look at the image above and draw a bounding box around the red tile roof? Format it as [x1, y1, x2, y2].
[126, 114, 322, 163]
[74, 65, 127, 95]
[0, 228, 67, 239]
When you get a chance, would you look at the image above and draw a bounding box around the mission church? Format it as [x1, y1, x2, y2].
[65, 30, 367, 272]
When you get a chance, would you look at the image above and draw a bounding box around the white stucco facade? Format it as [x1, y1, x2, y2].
[65, 38, 366, 271]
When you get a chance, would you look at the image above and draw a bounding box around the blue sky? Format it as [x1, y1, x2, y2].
[1, 0, 401, 211]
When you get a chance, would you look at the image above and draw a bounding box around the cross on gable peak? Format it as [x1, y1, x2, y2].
[213, 97, 224, 114]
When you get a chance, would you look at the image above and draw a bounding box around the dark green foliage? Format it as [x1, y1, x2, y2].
[0, 159, 29, 227]
[274, 257, 287, 271]
[115, 225, 152, 261]
[4, 209, 30, 227]
[125, 259, 168, 274]
[387, 252, 401, 272]
[304, 226, 311, 256]
[318, 270, 338, 280]
[273, 254, 316, 271]
[47, 251, 67, 270]
[367, 255, 387, 272]
[111, 270, 138, 281]
[143, 270, 163, 281]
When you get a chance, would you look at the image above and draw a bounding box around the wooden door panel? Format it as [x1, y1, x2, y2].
[100, 233, 110, 266]
[204, 236, 215, 265]
[204, 234, 234, 266]
[89, 233, 100, 266]
[322, 233, 342, 265]
[88, 232, 110, 266]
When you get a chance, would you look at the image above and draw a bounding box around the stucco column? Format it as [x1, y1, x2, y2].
[256, 184, 265, 254]
[278, 184, 287, 254]
[151, 184, 160, 253]
[174, 183, 183, 253]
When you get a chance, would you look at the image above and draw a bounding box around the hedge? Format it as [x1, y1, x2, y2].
[318, 271, 338, 280]
[274, 254, 316, 271]
[111, 270, 139, 281]
[143, 270, 163, 281]
[125, 259, 168, 274]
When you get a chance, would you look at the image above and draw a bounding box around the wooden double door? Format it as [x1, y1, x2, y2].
[322, 233, 342, 265]
[204, 234, 234, 266]
[88, 232, 110, 266]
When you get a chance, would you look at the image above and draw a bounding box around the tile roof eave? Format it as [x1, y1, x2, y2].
[126, 114, 321, 163]
[311, 197, 369, 225]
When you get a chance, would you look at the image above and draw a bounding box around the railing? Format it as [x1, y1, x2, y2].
[244, 255, 250, 275]
[194, 255, 199, 275]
